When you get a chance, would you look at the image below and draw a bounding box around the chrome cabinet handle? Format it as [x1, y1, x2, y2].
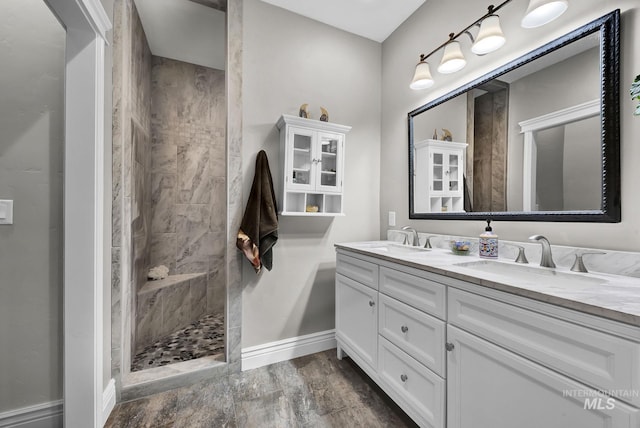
[445, 342, 455, 352]
[369, 300, 375, 307]
[401, 325, 408, 333]
[400, 374, 408, 382]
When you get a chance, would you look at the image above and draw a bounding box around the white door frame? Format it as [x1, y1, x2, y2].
[44, 0, 111, 426]
[519, 99, 600, 211]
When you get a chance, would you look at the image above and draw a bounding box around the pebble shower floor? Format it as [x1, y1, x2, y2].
[132, 313, 225, 371]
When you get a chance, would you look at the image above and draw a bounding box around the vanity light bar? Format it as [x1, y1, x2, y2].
[410, 0, 569, 90]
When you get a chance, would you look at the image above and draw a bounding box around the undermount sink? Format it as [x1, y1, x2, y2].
[359, 242, 431, 255]
[453, 260, 607, 287]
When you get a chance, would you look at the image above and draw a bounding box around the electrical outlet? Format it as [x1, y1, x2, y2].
[388, 211, 396, 227]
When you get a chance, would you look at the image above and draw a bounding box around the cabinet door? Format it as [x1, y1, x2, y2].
[447, 325, 639, 428]
[286, 126, 315, 191]
[429, 149, 445, 195]
[445, 150, 463, 195]
[316, 131, 344, 193]
[335, 273, 378, 372]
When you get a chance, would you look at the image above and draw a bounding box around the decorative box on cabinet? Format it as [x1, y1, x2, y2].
[413, 139, 468, 213]
[276, 114, 351, 216]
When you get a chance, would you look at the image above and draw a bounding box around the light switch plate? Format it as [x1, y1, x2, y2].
[0, 200, 14, 225]
[388, 211, 396, 227]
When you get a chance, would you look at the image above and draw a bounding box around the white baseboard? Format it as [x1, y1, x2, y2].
[0, 400, 63, 428]
[241, 329, 336, 371]
[102, 378, 116, 425]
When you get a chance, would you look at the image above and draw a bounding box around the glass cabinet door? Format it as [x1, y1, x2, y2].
[448, 152, 460, 192]
[431, 152, 444, 193]
[316, 132, 343, 192]
[287, 127, 315, 190]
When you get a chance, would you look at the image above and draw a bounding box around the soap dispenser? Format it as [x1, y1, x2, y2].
[479, 219, 498, 259]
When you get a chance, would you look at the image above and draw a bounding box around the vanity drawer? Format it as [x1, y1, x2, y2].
[449, 287, 640, 406]
[379, 266, 446, 319]
[378, 336, 445, 428]
[379, 294, 445, 377]
[336, 254, 378, 290]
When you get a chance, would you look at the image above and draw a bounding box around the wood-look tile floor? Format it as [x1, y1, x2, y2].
[105, 350, 418, 428]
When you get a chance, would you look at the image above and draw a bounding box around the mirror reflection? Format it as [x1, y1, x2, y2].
[408, 10, 620, 222]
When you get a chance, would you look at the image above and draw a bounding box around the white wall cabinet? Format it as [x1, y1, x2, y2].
[335, 248, 640, 428]
[277, 114, 351, 216]
[414, 139, 467, 213]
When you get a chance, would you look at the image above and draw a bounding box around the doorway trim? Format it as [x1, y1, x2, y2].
[45, 0, 111, 426]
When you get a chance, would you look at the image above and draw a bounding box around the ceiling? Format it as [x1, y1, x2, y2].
[259, 0, 427, 43]
[134, 0, 426, 71]
[135, 0, 226, 70]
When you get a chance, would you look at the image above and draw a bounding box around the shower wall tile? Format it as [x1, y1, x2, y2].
[190, 276, 208, 320]
[176, 259, 210, 276]
[136, 289, 163, 350]
[151, 173, 176, 233]
[151, 144, 177, 173]
[162, 282, 191, 334]
[111, 248, 122, 349]
[207, 256, 225, 315]
[112, 144, 123, 246]
[151, 58, 227, 324]
[209, 132, 226, 177]
[209, 177, 226, 233]
[226, 0, 243, 370]
[150, 233, 177, 274]
[177, 145, 211, 204]
[228, 158, 243, 207]
[130, 4, 152, 133]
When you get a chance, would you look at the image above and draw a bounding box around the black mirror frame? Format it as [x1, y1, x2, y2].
[408, 10, 620, 223]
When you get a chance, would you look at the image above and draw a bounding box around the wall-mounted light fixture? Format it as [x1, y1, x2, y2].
[410, 0, 569, 90]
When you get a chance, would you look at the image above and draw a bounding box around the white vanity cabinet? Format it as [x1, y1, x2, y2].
[335, 254, 379, 377]
[277, 114, 351, 216]
[336, 252, 446, 428]
[335, 248, 640, 428]
[413, 139, 467, 213]
[446, 325, 638, 428]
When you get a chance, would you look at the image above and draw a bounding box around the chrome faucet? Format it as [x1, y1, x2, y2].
[424, 235, 435, 249]
[401, 226, 420, 246]
[529, 235, 556, 268]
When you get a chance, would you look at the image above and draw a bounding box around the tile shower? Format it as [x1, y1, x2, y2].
[112, 0, 227, 377]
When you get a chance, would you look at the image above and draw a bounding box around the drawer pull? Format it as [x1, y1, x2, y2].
[400, 374, 408, 382]
[369, 300, 375, 307]
[445, 342, 455, 352]
[401, 325, 409, 333]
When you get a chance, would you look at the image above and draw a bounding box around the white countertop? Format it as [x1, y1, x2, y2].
[335, 241, 640, 328]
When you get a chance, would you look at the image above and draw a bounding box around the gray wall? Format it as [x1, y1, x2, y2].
[0, 0, 65, 411]
[381, 0, 640, 251]
[242, 0, 382, 347]
[563, 116, 601, 210]
[507, 47, 600, 210]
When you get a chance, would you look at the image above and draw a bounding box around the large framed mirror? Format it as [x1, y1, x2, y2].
[408, 10, 620, 222]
